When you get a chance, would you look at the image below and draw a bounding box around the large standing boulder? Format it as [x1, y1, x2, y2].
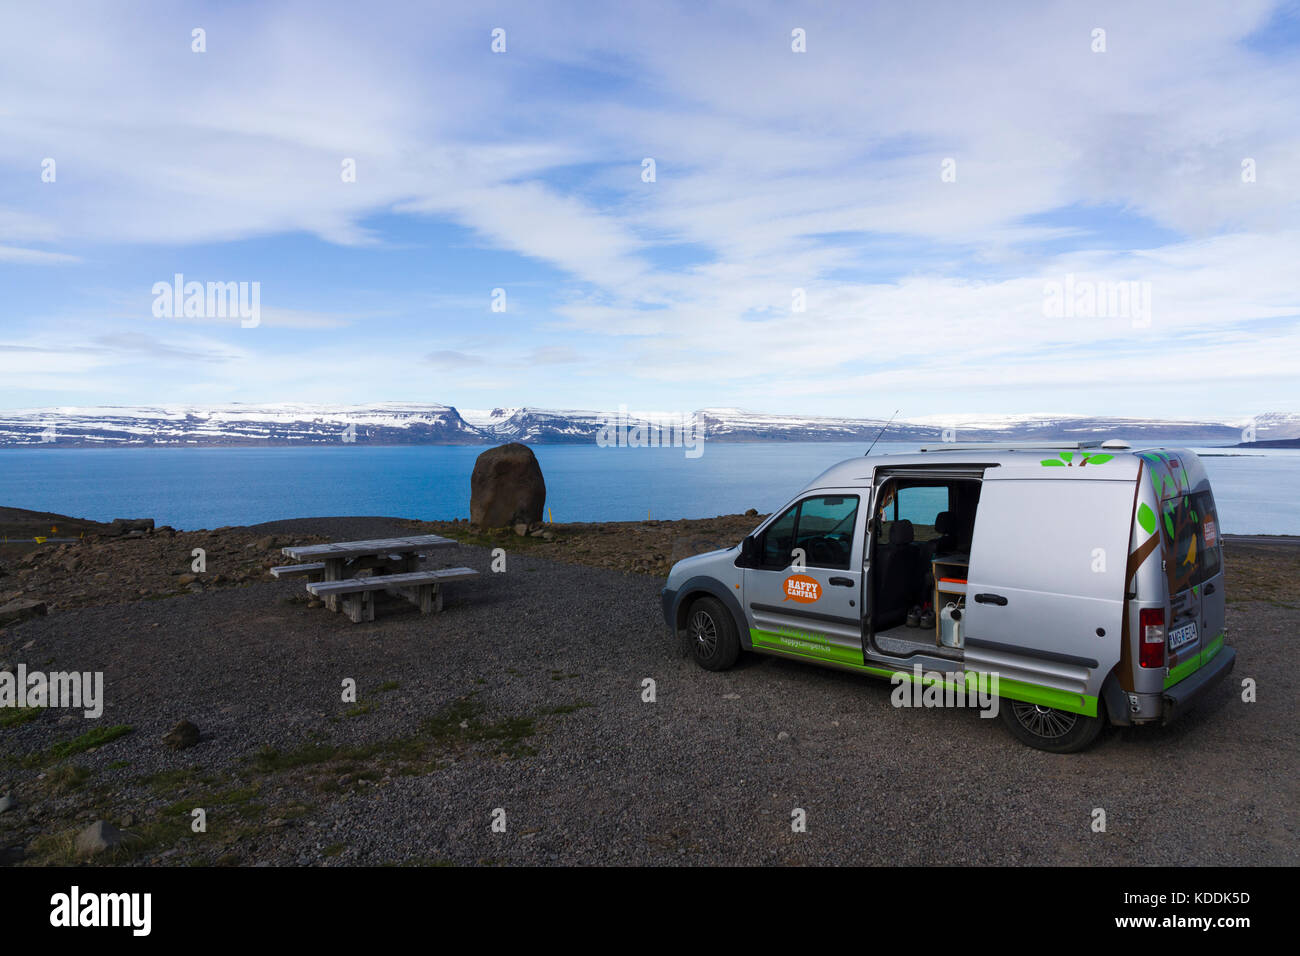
[470, 443, 546, 529]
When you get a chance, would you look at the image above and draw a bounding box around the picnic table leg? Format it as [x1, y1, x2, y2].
[342, 591, 374, 624]
[417, 582, 445, 614]
[322, 557, 346, 612]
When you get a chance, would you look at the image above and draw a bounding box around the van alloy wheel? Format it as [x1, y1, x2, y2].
[689, 609, 718, 658]
[685, 595, 741, 671]
[998, 697, 1106, 753]
[1011, 702, 1077, 738]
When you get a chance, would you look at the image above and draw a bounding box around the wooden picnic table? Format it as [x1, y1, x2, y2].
[281, 534, 456, 564]
[278, 534, 458, 615]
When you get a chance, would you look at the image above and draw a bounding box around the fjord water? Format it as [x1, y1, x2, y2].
[1, 442, 1297, 534]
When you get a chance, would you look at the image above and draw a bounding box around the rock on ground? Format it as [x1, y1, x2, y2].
[470, 443, 546, 529]
[162, 719, 201, 750]
[76, 820, 127, 857]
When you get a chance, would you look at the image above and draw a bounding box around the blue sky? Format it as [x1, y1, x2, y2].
[1, 0, 1298, 421]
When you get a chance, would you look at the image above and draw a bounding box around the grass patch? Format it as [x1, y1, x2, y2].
[323, 843, 345, 858]
[45, 764, 91, 793]
[142, 767, 218, 794]
[0, 706, 40, 728]
[252, 742, 348, 773]
[252, 695, 550, 787]
[344, 700, 375, 718]
[376, 681, 400, 693]
[42, 724, 133, 761]
[418, 696, 539, 758]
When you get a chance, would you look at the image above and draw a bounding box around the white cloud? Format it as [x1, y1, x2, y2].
[0, 1, 1297, 417]
[0, 246, 80, 264]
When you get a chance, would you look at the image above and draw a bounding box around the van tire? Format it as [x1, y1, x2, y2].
[686, 596, 740, 671]
[999, 699, 1105, 753]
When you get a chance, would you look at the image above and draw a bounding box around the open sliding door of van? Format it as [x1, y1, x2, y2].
[962, 476, 1134, 717]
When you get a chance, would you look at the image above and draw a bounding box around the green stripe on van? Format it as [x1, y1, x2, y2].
[1163, 631, 1226, 690]
[749, 629, 1098, 717]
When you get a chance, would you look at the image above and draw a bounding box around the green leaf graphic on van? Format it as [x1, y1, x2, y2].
[1137, 503, 1157, 535]
[1040, 452, 1114, 467]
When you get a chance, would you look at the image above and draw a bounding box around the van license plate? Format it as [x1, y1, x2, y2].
[1168, 621, 1198, 651]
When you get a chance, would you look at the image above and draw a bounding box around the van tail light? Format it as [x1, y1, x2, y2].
[1139, 608, 1166, 669]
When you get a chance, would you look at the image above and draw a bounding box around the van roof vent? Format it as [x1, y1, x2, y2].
[918, 440, 1132, 452]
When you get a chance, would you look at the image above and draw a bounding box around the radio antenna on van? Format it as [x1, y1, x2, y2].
[864, 409, 899, 457]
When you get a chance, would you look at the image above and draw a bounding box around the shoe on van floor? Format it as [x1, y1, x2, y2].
[905, 605, 921, 627]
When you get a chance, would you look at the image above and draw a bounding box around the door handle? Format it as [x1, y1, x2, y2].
[974, 593, 1008, 606]
[828, 577, 854, 587]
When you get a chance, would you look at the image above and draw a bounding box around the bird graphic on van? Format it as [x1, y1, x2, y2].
[782, 574, 821, 603]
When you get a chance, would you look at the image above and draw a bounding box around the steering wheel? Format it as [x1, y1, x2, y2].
[807, 537, 838, 566]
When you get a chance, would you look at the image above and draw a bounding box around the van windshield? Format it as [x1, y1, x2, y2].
[1160, 489, 1221, 591]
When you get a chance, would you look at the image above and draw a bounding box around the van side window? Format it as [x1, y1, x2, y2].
[1195, 492, 1221, 581]
[793, 495, 859, 570]
[757, 495, 859, 570]
[760, 504, 799, 568]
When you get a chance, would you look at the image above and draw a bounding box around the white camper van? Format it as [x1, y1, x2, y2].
[661, 442, 1234, 752]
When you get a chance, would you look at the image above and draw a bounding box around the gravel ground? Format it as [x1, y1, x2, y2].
[0, 516, 1295, 866]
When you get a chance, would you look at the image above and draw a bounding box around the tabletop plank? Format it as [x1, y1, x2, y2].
[281, 534, 456, 561]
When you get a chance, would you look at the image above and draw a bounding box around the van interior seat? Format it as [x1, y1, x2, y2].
[932, 510, 974, 559]
[932, 511, 956, 555]
[875, 519, 926, 630]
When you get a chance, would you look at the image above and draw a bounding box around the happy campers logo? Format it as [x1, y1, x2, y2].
[783, 574, 821, 603]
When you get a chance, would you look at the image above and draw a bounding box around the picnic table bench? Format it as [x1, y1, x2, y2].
[274, 534, 477, 622]
[307, 567, 477, 623]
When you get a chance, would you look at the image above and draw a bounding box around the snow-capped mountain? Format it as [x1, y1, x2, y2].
[462, 407, 609, 443]
[0, 403, 483, 446]
[457, 407, 519, 431]
[695, 408, 932, 442]
[0, 403, 1294, 448]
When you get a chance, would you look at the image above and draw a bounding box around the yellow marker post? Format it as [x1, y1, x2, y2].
[34, 536, 47, 544]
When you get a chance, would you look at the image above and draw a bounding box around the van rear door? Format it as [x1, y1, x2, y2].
[1160, 487, 1226, 684]
[963, 477, 1134, 716]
